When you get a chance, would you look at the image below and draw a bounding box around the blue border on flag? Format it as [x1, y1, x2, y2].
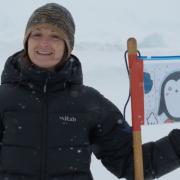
[138, 56, 180, 60]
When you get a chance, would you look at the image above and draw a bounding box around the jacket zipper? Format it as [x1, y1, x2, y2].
[40, 78, 48, 180]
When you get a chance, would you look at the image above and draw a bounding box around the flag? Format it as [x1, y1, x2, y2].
[133, 55, 180, 125]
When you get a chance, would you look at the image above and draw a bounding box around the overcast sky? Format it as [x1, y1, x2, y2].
[1, 0, 180, 51]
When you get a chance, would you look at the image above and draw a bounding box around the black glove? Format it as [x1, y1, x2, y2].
[169, 129, 180, 159]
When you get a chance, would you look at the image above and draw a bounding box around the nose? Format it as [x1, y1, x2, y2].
[39, 37, 50, 48]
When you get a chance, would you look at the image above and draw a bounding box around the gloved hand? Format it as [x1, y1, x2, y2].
[169, 129, 180, 159]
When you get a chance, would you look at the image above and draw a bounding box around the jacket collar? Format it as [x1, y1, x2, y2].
[1, 50, 83, 92]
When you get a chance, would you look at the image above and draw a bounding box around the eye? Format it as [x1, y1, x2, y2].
[30, 32, 42, 39]
[51, 34, 61, 40]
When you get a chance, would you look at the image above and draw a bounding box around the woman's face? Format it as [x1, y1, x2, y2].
[28, 25, 65, 70]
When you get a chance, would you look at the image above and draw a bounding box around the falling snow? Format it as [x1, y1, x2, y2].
[77, 149, 82, 153]
[1, 1, 180, 180]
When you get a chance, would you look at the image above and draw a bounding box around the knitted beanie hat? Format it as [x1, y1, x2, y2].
[24, 3, 75, 59]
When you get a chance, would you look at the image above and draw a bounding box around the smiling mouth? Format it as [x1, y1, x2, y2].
[36, 51, 53, 55]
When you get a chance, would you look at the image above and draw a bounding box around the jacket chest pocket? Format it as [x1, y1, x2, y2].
[2, 111, 41, 147]
[47, 113, 92, 147]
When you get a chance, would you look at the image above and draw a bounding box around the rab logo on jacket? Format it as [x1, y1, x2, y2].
[59, 115, 77, 122]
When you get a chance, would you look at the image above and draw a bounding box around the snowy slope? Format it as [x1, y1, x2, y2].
[1, 0, 180, 179]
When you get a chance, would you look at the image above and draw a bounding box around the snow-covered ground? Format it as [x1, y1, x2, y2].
[1, 0, 180, 179]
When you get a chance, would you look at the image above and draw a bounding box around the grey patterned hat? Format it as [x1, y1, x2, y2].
[24, 3, 75, 59]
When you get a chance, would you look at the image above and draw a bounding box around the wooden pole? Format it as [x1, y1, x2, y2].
[127, 38, 144, 180]
[133, 131, 144, 180]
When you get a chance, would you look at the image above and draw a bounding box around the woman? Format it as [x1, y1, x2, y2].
[0, 3, 180, 180]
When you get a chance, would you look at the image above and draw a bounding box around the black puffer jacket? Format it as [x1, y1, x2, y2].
[0, 50, 179, 180]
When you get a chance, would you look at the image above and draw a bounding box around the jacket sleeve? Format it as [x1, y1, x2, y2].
[90, 92, 134, 178]
[90, 93, 180, 179]
[142, 136, 180, 179]
[0, 114, 3, 151]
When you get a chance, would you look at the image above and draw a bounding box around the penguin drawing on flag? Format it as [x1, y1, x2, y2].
[158, 71, 180, 123]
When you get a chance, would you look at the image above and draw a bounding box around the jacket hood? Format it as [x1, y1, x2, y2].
[1, 50, 83, 92]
